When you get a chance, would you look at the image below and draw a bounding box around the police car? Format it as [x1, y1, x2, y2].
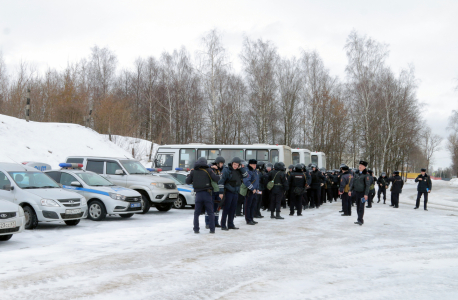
[0, 162, 88, 229]
[0, 199, 25, 241]
[148, 168, 195, 209]
[45, 163, 143, 221]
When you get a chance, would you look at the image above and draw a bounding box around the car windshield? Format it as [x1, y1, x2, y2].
[120, 160, 150, 174]
[158, 174, 182, 185]
[76, 172, 115, 186]
[9, 171, 60, 189]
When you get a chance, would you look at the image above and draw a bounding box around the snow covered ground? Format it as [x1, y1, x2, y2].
[1, 179, 457, 300]
[0, 114, 133, 168]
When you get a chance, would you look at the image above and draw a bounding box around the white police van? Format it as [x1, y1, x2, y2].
[45, 163, 143, 221]
[148, 168, 195, 209]
[0, 162, 88, 229]
[0, 199, 25, 241]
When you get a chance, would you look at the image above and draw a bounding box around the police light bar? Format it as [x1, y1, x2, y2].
[186, 168, 190, 172]
[175, 168, 184, 171]
[147, 168, 162, 172]
[59, 163, 83, 169]
[147, 168, 153, 172]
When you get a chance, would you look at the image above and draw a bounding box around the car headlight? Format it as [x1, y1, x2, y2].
[150, 182, 165, 189]
[80, 197, 87, 206]
[41, 199, 60, 207]
[109, 193, 126, 201]
[18, 206, 25, 217]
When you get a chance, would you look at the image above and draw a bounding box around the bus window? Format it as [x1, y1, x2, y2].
[156, 154, 173, 171]
[292, 152, 300, 165]
[311, 155, 318, 166]
[245, 149, 269, 162]
[271, 150, 279, 163]
[221, 149, 244, 163]
[304, 153, 311, 166]
[198, 149, 220, 164]
[180, 149, 196, 169]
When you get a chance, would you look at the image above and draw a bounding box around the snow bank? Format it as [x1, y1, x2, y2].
[0, 114, 133, 168]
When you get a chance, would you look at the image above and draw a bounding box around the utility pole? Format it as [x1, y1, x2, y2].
[26, 88, 31, 122]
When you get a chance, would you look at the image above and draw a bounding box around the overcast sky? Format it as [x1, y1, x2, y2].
[1, 0, 457, 169]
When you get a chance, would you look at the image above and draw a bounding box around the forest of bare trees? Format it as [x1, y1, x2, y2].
[0, 30, 433, 174]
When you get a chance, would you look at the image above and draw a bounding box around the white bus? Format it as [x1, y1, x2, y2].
[153, 144, 292, 171]
[291, 149, 326, 169]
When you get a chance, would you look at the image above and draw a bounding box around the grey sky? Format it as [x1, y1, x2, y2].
[1, 0, 457, 168]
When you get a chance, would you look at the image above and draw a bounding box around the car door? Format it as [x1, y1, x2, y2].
[105, 160, 127, 187]
[0, 171, 17, 203]
[60, 172, 88, 198]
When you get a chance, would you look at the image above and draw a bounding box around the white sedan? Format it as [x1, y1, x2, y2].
[0, 199, 25, 241]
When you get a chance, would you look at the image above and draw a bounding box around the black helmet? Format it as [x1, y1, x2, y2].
[368, 169, 373, 175]
[295, 164, 302, 171]
[288, 165, 294, 170]
[266, 163, 273, 170]
[215, 157, 225, 164]
[231, 157, 242, 164]
[257, 161, 265, 170]
[311, 164, 317, 169]
[340, 164, 347, 169]
[381, 172, 386, 176]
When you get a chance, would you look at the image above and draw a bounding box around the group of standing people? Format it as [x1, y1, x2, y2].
[186, 156, 433, 233]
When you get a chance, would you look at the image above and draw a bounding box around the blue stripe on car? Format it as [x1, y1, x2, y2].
[63, 186, 110, 196]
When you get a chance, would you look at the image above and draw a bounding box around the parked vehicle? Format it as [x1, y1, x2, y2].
[0, 162, 88, 229]
[0, 199, 25, 241]
[65, 157, 179, 214]
[45, 163, 143, 221]
[150, 171, 195, 209]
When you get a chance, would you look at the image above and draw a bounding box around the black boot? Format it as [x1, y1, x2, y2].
[377, 199, 380, 203]
[275, 212, 284, 219]
[271, 211, 275, 219]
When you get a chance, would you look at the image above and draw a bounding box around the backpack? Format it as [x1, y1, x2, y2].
[192, 169, 211, 190]
[267, 172, 279, 190]
[239, 177, 256, 196]
[202, 169, 219, 192]
[344, 175, 352, 193]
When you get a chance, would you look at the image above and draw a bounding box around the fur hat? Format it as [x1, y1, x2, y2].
[421, 168, 426, 172]
[359, 160, 368, 167]
[248, 159, 257, 165]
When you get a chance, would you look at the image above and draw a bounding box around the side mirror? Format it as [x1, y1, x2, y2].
[71, 181, 82, 187]
[115, 169, 125, 175]
[3, 185, 14, 191]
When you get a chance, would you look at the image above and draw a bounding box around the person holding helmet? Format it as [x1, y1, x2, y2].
[218, 157, 248, 230]
[414, 168, 432, 210]
[310, 164, 325, 208]
[288, 164, 311, 216]
[254, 161, 266, 218]
[388, 171, 404, 208]
[377, 172, 389, 204]
[349, 161, 370, 226]
[243, 159, 260, 225]
[339, 164, 352, 216]
[205, 156, 225, 228]
[268, 162, 289, 219]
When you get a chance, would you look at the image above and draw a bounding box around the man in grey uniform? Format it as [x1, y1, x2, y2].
[349, 161, 370, 226]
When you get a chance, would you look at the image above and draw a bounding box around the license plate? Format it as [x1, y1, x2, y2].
[66, 209, 81, 214]
[0, 221, 16, 229]
[169, 194, 178, 199]
[130, 203, 141, 208]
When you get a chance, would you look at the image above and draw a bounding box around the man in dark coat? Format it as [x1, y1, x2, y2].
[415, 168, 432, 210]
[243, 159, 260, 225]
[236, 160, 248, 217]
[205, 156, 225, 229]
[218, 157, 248, 230]
[366, 169, 376, 208]
[262, 163, 273, 211]
[349, 161, 370, 225]
[186, 157, 221, 234]
[377, 172, 389, 204]
[254, 161, 266, 218]
[339, 165, 352, 216]
[288, 164, 311, 216]
[268, 162, 289, 219]
[388, 171, 404, 208]
[310, 165, 325, 208]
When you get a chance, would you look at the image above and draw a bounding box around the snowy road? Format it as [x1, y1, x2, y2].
[1, 180, 458, 300]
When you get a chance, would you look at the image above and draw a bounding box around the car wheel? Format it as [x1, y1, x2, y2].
[119, 213, 134, 218]
[23, 205, 38, 230]
[173, 195, 187, 209]
[0, 234, 13, 241]
[88, 200, 107, 221]
[139, 193, 151, 214]
[155, 203, 173, 212]
[64, 219, 80, 226]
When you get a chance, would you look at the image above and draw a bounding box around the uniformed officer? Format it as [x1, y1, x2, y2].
[205, 156, 225, 229]
[377, 172, 389, 204]
[415, 168, 432, 210]
[268, 162, 289, 219]
[288, 164, 311, 216]
[349, 161, 370, 225]
[388, 171, 404, 208]
[310, 165, 325, 208]
[331, 170, 340, 202]
[339, 165, 352, 216]
[254, 161, 266, 218]
[186, 157, 221, 234]
[262, 163, 273, 211]
[243, 159, 260, 225]
[236, 160, 248, 216]
[366, 169, 376, 208]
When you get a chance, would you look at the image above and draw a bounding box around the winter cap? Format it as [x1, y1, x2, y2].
[342, 166, 349, 171]
[359, 160, 368, 167]
[215, 157, 225, 164]
[421, 168, 426, 172]
[248, 159, 258, 165]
